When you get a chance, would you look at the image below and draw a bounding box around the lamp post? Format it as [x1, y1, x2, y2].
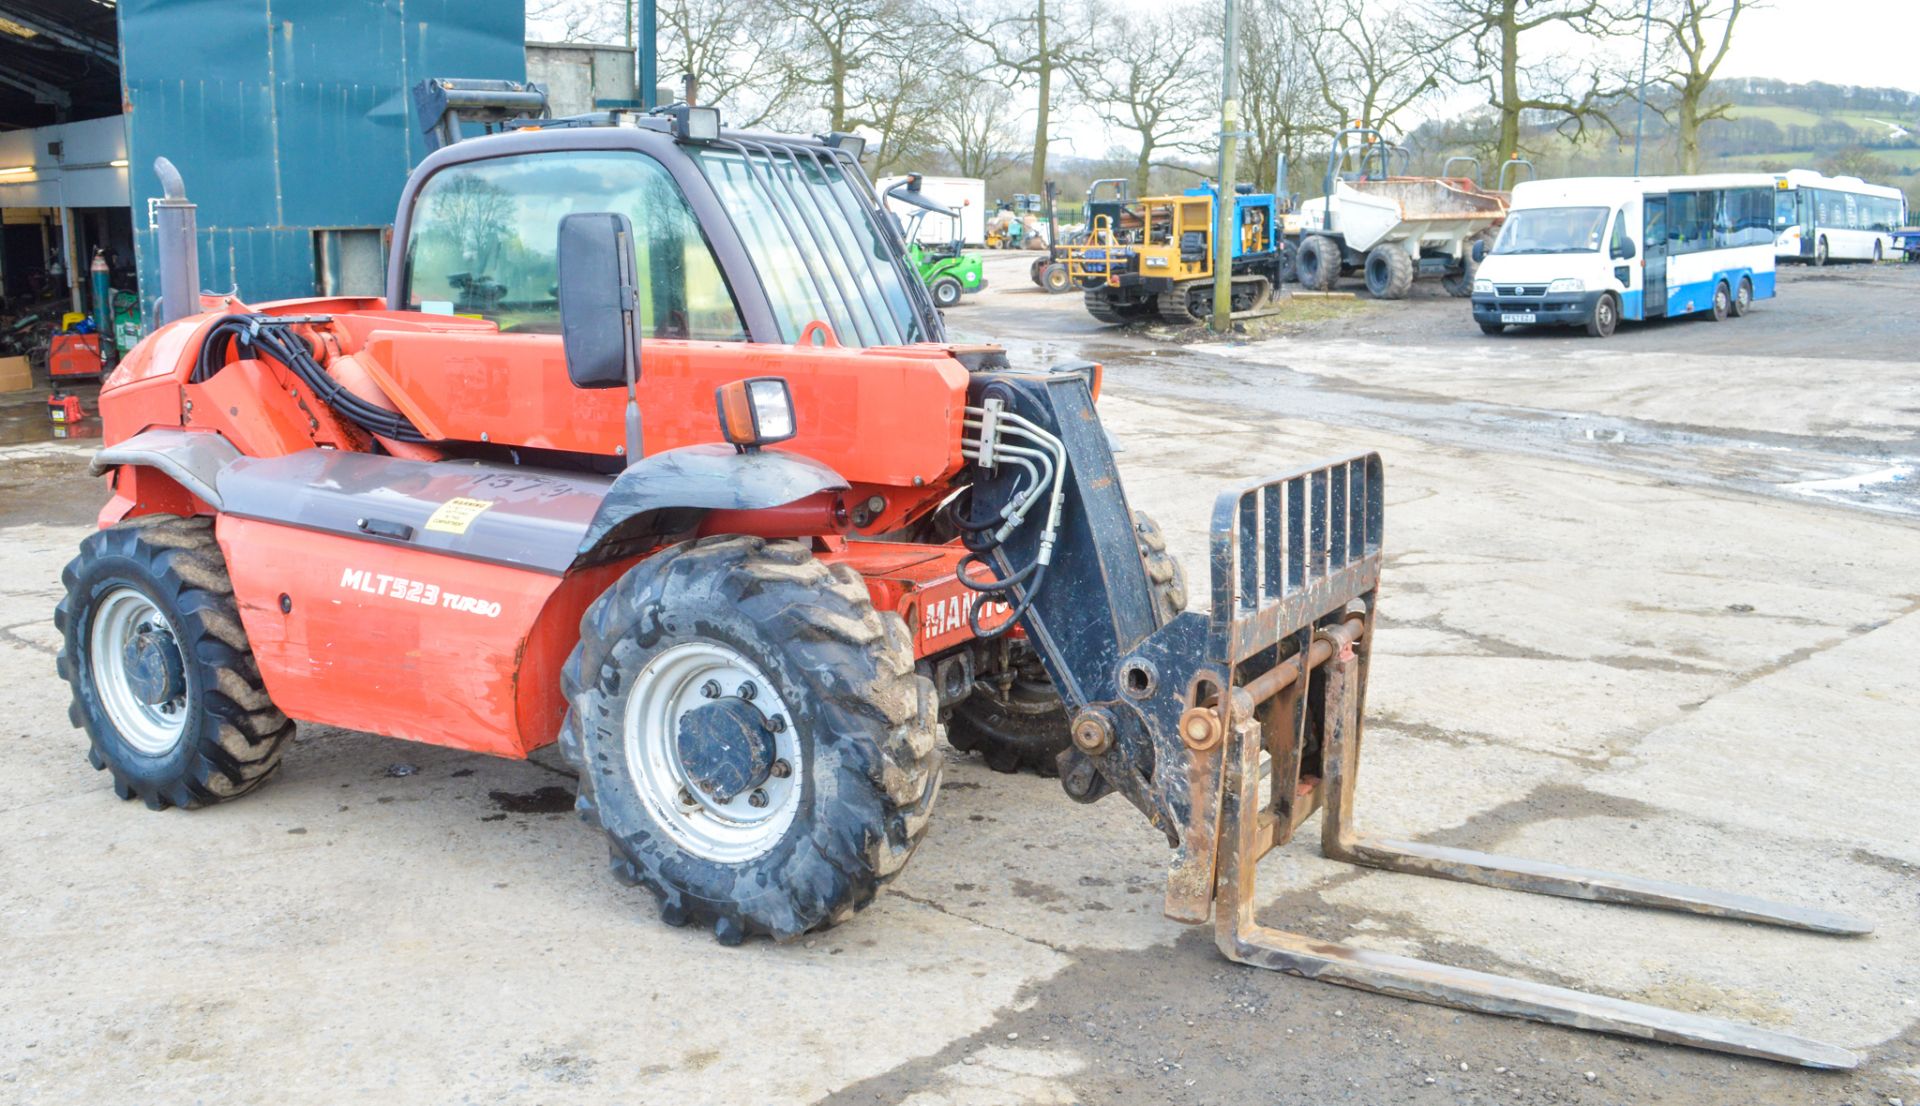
[1633, 0, 1653, 175]
[1211, 0, 1241, 335]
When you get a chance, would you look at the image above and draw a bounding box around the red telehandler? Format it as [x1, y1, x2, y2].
[56, 82, 1866, 1068]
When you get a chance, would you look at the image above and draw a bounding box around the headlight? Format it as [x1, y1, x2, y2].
[1145, 257, 1168, 268]
[1547, 278, 1585, 293]
[716, 377, 796, 449]
[1472, 279, 1493, 294]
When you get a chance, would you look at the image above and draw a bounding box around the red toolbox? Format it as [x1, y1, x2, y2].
[49, 333, 104, 379]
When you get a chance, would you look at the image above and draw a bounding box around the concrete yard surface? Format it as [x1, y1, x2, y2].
[3, 260, 1919, 1104]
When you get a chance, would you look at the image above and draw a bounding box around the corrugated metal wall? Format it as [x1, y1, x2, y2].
[118, 0, 525, 321]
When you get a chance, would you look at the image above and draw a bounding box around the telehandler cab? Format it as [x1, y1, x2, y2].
[57, 85, 1866, 1069]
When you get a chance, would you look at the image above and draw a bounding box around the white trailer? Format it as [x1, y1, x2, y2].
[876, 175, 986, 247]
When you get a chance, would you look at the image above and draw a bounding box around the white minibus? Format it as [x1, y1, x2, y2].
[1473, 174, 1777, 338]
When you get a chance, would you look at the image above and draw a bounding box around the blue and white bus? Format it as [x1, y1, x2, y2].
[1771, 169, 1907, 264]
[1472, 174, 1777, 338]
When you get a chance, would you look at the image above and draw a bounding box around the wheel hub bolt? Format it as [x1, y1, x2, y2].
[770, 759, 792, 779]
[678, 786, 697, 805]
[737, 681, 757, 700]
[748, 789, 769, 808]
[766, 714, 787, 733]
[700, 680, 722, 699]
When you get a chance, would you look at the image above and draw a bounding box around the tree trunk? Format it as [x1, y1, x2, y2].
[1134, 143, 1153, 198]
[1678, 86, 1701, 173]
[1496, 1, 1520, 164]
[1029, 0, 1051, 195]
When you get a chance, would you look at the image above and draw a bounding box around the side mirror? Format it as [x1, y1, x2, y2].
[556, 211, 639, 390]
[1614, 239, 1637, 260]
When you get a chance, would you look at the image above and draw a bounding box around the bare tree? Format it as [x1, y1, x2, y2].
[1421, 0, 1635, 163]
[658, 0, 800, 128]
[769, 0, 901, 132]
[945, 0, 1091, 194]
[922, 74, 1025, 179]
[1079, 7, 1217, 197]
[1648, 0, 1755, 173]
[1305, 0, 1443, 138]
[1239, 0, 1340, 195]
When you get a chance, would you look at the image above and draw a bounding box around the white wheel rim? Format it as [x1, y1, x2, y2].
[88, 587, 189, 756]
[623, 641, 801, 863]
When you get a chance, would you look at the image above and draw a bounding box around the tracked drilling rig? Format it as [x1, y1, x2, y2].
[57, 82, 1867, 1069]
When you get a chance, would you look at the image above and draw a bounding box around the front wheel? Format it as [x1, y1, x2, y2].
[56, 514, 293, 810]
[1040, 263, 1072, 294]
[1584, 292, 1619, 338]
[1731, 276, 1753, 317]
[1478, 320, 1506, 335]
[1295, 235, 1340, 291]
[1814, 236, 1829, 266]
[561, 536, 940, 944]
[1363, 245, 1414, 299]
[930, 275, 964, 309]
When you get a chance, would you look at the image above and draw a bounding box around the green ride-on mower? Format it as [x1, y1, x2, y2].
[887, 174, 986, 309]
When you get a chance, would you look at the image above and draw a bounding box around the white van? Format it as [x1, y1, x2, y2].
[1472, 174, 1778, 338]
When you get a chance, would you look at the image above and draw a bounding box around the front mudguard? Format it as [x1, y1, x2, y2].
[576, 443, 850, 561]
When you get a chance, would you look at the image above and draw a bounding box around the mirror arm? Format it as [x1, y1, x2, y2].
[617, 228, 644, 463]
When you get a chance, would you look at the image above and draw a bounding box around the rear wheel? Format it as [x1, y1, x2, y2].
[1709, 280, 1730, 321]
[1363, 246, 1414, 299]
[1584, 292, 1619, 338]
[946, 511, 1186, 777]
[56, 514, 293, 810]
[930, 275, 964, 309]
[1040, 263, 1072, 293]
[1732, 276, 1753, 317]
[1296, 235, 1340, 291]
[562, 535, 940, 944]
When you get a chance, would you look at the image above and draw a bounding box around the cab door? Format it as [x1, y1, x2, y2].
[1641, 197, 1668, 318]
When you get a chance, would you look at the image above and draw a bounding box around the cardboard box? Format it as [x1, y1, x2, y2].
[0, 355, 32, 394]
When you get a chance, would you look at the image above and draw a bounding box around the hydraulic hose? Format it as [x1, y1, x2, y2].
[192, 314, 429, 444]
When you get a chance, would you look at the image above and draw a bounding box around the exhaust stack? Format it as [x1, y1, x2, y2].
[152, 157, 200, 326]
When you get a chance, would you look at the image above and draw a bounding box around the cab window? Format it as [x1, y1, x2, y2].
[404, 150, 745, 340]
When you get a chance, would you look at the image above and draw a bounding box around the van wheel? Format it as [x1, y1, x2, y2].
[1478, 320, 1506, 336]
[1731, 276, 1753, 317]
[1584, 293, 1619, 338]
[1709, 280, 1730, 321]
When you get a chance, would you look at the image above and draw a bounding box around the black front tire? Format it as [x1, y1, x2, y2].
[945, 510, 1186, 777]
[561, 536, 940, 944]
[1363, 246, 1414, 299]
[55, 514, 293, 810]
[1296, 235, 1340, 291]
[1478, 320, 1506, 335]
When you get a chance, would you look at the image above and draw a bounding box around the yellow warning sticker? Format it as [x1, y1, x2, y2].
[423, 497, 495, 535]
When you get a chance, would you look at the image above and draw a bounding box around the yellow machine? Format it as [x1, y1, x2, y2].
[1077, 187, 1284, 325]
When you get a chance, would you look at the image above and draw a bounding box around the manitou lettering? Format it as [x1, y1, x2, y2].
[337, 566, 499, 618]
[921, 591, 1009, 641]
